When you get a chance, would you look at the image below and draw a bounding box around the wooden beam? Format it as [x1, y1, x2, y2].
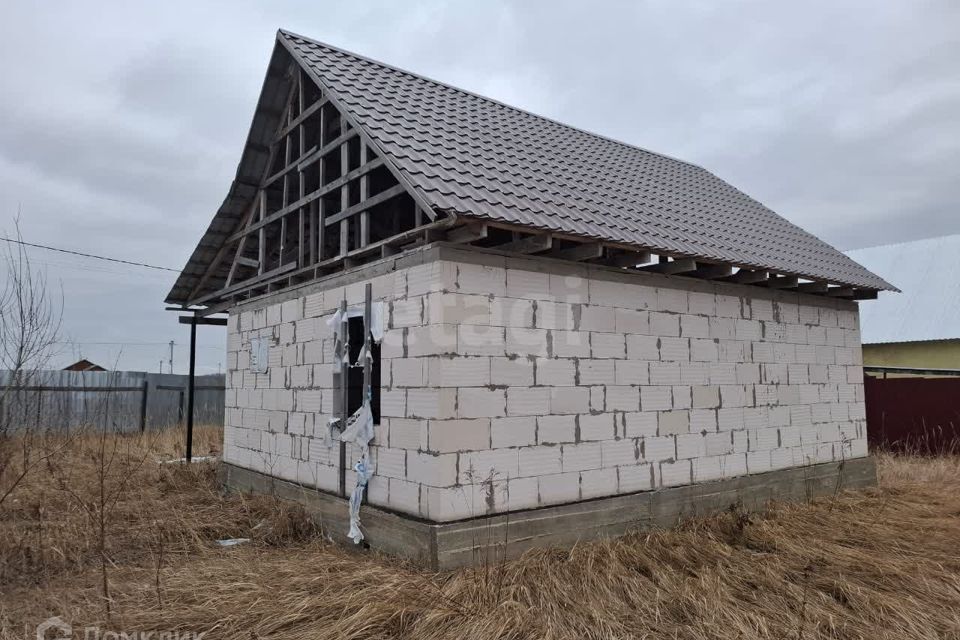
[446, 223, 489, 244]
[359, 144, 370, 247]
[494, 234, 553, 254]
[552, 242, 604, 262]
[640, 258, 697, 274]
[296, 128, 358, 171]
[232, 157, 386, 242]
[339, 137, 350, 256]
[257, 191, 267, 276]
[826, 286, 854, 298]
[852, 289, 878, 300]
[727, 269, 769, 284]
[194, 261, 298, 304]
[690, 264, 734, 280]
[797, 281, 829, 294]
[606, 250, 652, 268]
[766, 275, 799, 289]
[275, 96, 328, 141]
[236, 256, 259, 269]
[325, 184, 407, 227]
[261, 145, 318, 188]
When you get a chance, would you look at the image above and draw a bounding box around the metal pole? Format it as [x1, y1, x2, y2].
[338, 298, 348, 497]
[139, 379, 149, 432]
[186, 318, 197, 462]
[361, 283, 372, 506]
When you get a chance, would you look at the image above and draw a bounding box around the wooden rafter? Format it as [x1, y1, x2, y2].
[194, 59, 438, 306]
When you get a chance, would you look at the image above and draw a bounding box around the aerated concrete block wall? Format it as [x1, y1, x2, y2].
[223, 245, 868, 524]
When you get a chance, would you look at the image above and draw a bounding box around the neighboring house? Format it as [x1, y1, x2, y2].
[846, 235, 960, 370]
[167, 30, 893, 568]
[62, 359, 107, 372]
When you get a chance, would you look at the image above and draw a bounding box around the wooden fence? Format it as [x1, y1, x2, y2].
[0, 370, 225, 432]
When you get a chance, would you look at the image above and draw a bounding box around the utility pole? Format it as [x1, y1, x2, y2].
[168, 340, 174, 374]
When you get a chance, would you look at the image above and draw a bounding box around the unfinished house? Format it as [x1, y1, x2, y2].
[167, 30, 896, 568]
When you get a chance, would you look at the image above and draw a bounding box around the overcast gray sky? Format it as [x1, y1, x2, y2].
[1, 1, 957, 373]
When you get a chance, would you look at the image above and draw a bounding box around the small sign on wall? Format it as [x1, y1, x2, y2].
[249, 336, 269, 373]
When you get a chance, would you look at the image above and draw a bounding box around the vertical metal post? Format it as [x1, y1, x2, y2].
[338, 298, 349, 497]
[186, 317, 197, 462]
[361, 283, 372, 506]
[139, 379, 149, 432]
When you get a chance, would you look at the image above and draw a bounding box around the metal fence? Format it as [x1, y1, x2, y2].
[864, 366, 960, 454]
[0, 370, 225, 433]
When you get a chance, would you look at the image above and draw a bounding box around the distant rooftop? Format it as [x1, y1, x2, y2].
[845, 234, 960, 344]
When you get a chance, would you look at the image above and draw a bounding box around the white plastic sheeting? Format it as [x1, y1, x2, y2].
[845, 235, 959, 344]
[325, 300, 383, 544]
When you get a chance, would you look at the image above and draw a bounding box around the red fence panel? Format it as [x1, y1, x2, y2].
[864, 376, 960, 453]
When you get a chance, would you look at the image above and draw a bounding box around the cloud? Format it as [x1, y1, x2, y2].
[0, 0, 957, 371]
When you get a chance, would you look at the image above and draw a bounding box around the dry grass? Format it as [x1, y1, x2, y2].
[2, 429, 960, 640]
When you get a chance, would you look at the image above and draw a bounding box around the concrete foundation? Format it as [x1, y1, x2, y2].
[222, 455, 877, 570]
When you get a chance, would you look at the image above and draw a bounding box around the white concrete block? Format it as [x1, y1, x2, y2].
[427, 418, 491, 453]
[690, 338, 719, 362]
[507, 268, 551, 300]
[518, 445, 562, 476]
[460, 448, 520, 483]
[456, 263, 506, 296]
[505, 327, 549, 357]
[624, 412, 658, 438]
[591, 332, 626, 359]
[615, 308, 649, 334]
[688, 291, 716, 316]
[660, 459, 692, 486]
[458, 388, 506, 418]
[536, 301, 576, 330]
[490, 297, 535, 328]
[640, 385, 673, 411]
[606, 385, 640, 411]
[407, 388, 457, 419]
[407, 324, 457, 357]
[601, 438, 640, 467]
[618, 463, 654, 493]
[549, 386, 591, 415]
[615, 360, 649, 385]
[537, 472, 581, 505]
[506, 387, 551, 416]
[561, 442, 602, 472]
[650, 312, 680, 337]
[657, 287, 688, 314]
[458, 325, 506, 356]
[626, 334, 660, 360]
[391, 297, 424, 328]
[579, 413, 616, 441]
[579, 359, 616, 385]
[553, 330, 592, 358]
[581, 467, 618, 499]
[492, 416, 537, 449]
[536, 358, 576, 386]
[427, 356, 489, 387]
[538, 414, 578, 443]
[388, 417, 427, 450]
[579, 305, 615, 332]
[549, 273, 589, 303]
[491, 357, 535, 386]
[650, 362, 683, 385]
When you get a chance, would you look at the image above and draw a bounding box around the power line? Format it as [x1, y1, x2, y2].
[1, 237, 181, 272]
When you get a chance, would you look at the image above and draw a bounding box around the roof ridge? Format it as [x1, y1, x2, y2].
[277, 28, 707, 173]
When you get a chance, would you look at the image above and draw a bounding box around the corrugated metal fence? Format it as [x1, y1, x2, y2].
[0, 370, 225, 432]
[864, 366, 960, 454]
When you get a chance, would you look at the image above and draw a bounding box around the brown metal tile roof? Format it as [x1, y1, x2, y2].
[281, 30, 893, 292]
[166, 31, 894, 304]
